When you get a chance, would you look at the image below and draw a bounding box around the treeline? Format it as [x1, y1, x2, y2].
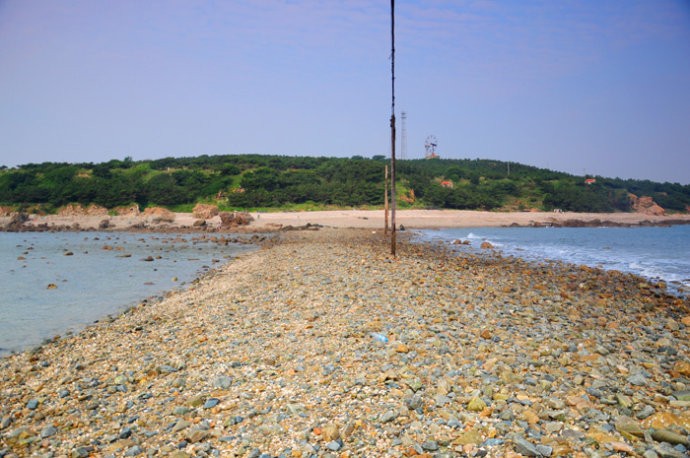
[1, 154, 688, 213]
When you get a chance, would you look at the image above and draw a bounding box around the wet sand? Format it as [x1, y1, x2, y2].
[1, 229, 688, 457]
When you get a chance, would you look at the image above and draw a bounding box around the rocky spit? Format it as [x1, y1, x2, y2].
[1, 228, 689, 458]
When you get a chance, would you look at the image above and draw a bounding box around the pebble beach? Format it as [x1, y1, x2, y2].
[1, 228, 689, 457]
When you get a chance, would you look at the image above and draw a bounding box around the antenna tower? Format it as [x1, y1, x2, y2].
[401, 111, 407, 160]
[424, 135, 438, 159]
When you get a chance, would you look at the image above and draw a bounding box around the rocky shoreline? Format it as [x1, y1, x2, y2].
[518, 218, 690, 228]
[1, 228, 689, 457]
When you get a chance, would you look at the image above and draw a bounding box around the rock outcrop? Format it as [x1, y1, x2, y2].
[4, 212, 29, 231]
[114, 204, 140, 216]
[629, 194, 665, 216]
[57, 203, 109, 217]
[219, 211, 254, 228]
[192, 203, 219, 220]
[142, 207, 175, 223]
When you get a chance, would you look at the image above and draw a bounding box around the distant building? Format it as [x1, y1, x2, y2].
[584, 178, 596, 185]
[440, 180, 454, 188]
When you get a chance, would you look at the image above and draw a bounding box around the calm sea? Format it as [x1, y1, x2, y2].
[419, 225, 690, 296]
[0, 232, 256, 356]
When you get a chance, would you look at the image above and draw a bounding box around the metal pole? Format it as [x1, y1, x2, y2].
[384, 164, 389, 235]
[390, 0, 396, 256]
[390, 116, 396, 255]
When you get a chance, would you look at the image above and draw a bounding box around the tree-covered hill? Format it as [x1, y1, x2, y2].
[1, 154, 688, 213]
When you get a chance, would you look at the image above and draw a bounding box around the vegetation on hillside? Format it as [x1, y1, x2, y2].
[0, 155, 688, 213]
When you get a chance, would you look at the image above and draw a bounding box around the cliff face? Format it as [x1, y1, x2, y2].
[629, 194, 665, 216]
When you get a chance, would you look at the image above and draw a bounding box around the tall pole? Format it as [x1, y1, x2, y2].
[384, 164, 389, 235]
[401, 111, 407, 160]
[390, 0, 397, 256]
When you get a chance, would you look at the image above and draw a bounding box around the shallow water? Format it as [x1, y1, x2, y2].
[0, 232, 256, 355]
[419, 225, 690, 294]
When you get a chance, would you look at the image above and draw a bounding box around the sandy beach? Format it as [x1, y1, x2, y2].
[1, 228, 689, 457]
[3, 209, 690, 233]
[246, 209, 690, 230]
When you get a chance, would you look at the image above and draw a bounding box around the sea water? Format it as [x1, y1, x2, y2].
[0, 232, 256, 355]
[419, 225, 690, 295]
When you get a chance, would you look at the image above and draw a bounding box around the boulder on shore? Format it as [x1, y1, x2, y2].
[219, 211, 254, 228]
[629, 194, 665, 216]
[142, 207, 175, 223]
[192, 203, 219, 220]
[5, 212, 29, 231]
[57, 203, 108, 217]
[113, 204, 140, 216]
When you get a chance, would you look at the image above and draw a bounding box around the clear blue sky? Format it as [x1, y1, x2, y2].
[1, 1, 689, 184]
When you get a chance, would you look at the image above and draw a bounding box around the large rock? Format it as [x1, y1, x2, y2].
[57, 203, 108, 217]
[192, 204, 219, 220]
[219, 211, 254, 228]
[114, 204, 140, 216]
[629, 194, 665, 216]
[142, 207, 175, 223]
[0, 206, 15, 217]
[5, 212, 28, 231]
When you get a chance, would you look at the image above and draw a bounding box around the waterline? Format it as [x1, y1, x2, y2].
[1, 232, 256, 355]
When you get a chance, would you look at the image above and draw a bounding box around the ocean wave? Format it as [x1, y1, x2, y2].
[423, 226, 690, 295]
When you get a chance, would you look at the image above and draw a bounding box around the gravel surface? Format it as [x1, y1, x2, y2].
[1, 228, 689, 457]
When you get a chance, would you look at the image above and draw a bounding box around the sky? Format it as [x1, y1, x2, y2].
[1, 1, 689, 184]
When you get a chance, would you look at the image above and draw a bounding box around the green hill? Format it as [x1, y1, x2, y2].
[1, 155, 688, 214]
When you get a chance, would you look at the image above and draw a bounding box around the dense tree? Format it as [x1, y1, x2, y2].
[0, 155, 688, 213]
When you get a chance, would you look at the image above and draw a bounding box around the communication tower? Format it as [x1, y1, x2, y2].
[400, 111, 407, 160]
[425, 135, 439, 159]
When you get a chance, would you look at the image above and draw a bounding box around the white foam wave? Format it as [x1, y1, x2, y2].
[423, 226, 690, 296]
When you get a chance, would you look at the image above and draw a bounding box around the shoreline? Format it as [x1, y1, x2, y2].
[0, 232, 267, 358]
[2, 223, 686, 357]
[1, 228, 689, 457]
[1, 209, 690, 233]
[2, 226, 685, 356]
[247, 209, 690, 230]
